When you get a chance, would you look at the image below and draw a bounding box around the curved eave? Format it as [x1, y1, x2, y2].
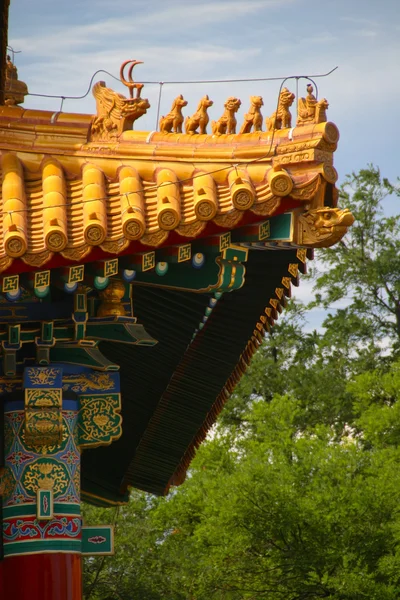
[0, 105, 338, 273]
[81, 247, 309, 500]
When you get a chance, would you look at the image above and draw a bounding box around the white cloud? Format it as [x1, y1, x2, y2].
[7, 0, 400, 184]
[352, 29, 378, 38]
[340, 16, 379, 27]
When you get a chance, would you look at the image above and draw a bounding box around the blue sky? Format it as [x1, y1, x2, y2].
[7, 0, 400, 323]
[9, 0, 400, 183]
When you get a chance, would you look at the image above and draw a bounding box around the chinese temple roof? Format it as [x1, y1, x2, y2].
[0, 59, 354, 504]
[0, 103, 339, 274]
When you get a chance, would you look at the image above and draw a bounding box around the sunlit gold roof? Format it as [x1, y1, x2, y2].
[0, 102, 339, 273]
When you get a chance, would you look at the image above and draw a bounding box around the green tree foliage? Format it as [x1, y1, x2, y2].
[83, 166, 400, 599]
[309, 166, 400, 345]
[150, 395, 400, 599]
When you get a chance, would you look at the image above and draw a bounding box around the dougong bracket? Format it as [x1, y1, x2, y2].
[24, 366, 63, 448]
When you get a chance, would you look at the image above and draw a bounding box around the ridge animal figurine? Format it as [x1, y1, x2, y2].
[159, 95, 188, 133]
[184, 95, 214, 134]
[91, 81, 150, 141]
[265, 88, 295, 131]
[211, 97, 242, 135]
[239, 96, 264, 134]
[297, 84, 329, 125]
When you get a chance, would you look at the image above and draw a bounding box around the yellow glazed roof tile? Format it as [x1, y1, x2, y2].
[0, 71, 343, 273]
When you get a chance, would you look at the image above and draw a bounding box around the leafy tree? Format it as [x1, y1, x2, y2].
[222, 166, 400, 431]
[219, 302, 354, 432]
[82, 166, 400, 599]
[309, 166, 400, 346]
[83, 493, 164, 600]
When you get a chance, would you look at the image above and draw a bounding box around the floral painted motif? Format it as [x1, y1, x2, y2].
[25, 367, 61, 387]
[7, 450, 34, 469]
[60, 450, 80, 466]
[3, 516, 81, 542]
[78, 394, 122, 448]
[22, 459, 70, 497]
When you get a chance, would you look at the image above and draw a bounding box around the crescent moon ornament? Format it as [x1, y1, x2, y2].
[120, 59, 144, 98]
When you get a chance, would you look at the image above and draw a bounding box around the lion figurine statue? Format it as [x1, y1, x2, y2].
[211, 97, 242, 135]
[185, 95, 214, 134]
[265, 88, 295, 131]
[239, 96, 264, 134]
[159, 95, 188, 133]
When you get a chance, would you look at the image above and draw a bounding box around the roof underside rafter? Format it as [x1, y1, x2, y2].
[0, 64, 353, 504]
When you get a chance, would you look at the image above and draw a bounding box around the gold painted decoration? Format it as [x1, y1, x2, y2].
[185, 95, 213, 135]
[178, 244, 191, 262]
[239, 96, 264, 134]
[266, 88, 295, 131]
[297, 84, 329, 126]
[160, 95, 188, 133]
[101, 238, 131, 254]
[62, 245, 92, 262]
[24, 389, 63, 448]
[140, 230, 169, 247]
[97, 279, 126, 317]
[25, 367, 60, 387]
[211, 97, 241, 135]
[296, 249, 307, 263]
[290, 174, 321, 201]
[176, 221, 206, 238]
[2, 274, 19, 293]
[78, 394, 122, 449]
[22, 250, 52, 267]
[213, 210, 243, 229]
[22, 459, 69, 496]
[250, 197, 281, 217]
[295, 207, 354, 248]
[64, 372, 115, 393]
[269, 299, 280, 311]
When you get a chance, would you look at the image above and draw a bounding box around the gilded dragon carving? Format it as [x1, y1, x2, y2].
[90, 60, 150, 141]
[296, 207, 354, 248]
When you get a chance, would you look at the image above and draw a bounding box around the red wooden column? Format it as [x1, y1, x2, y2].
[2, 554, 82, 600]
